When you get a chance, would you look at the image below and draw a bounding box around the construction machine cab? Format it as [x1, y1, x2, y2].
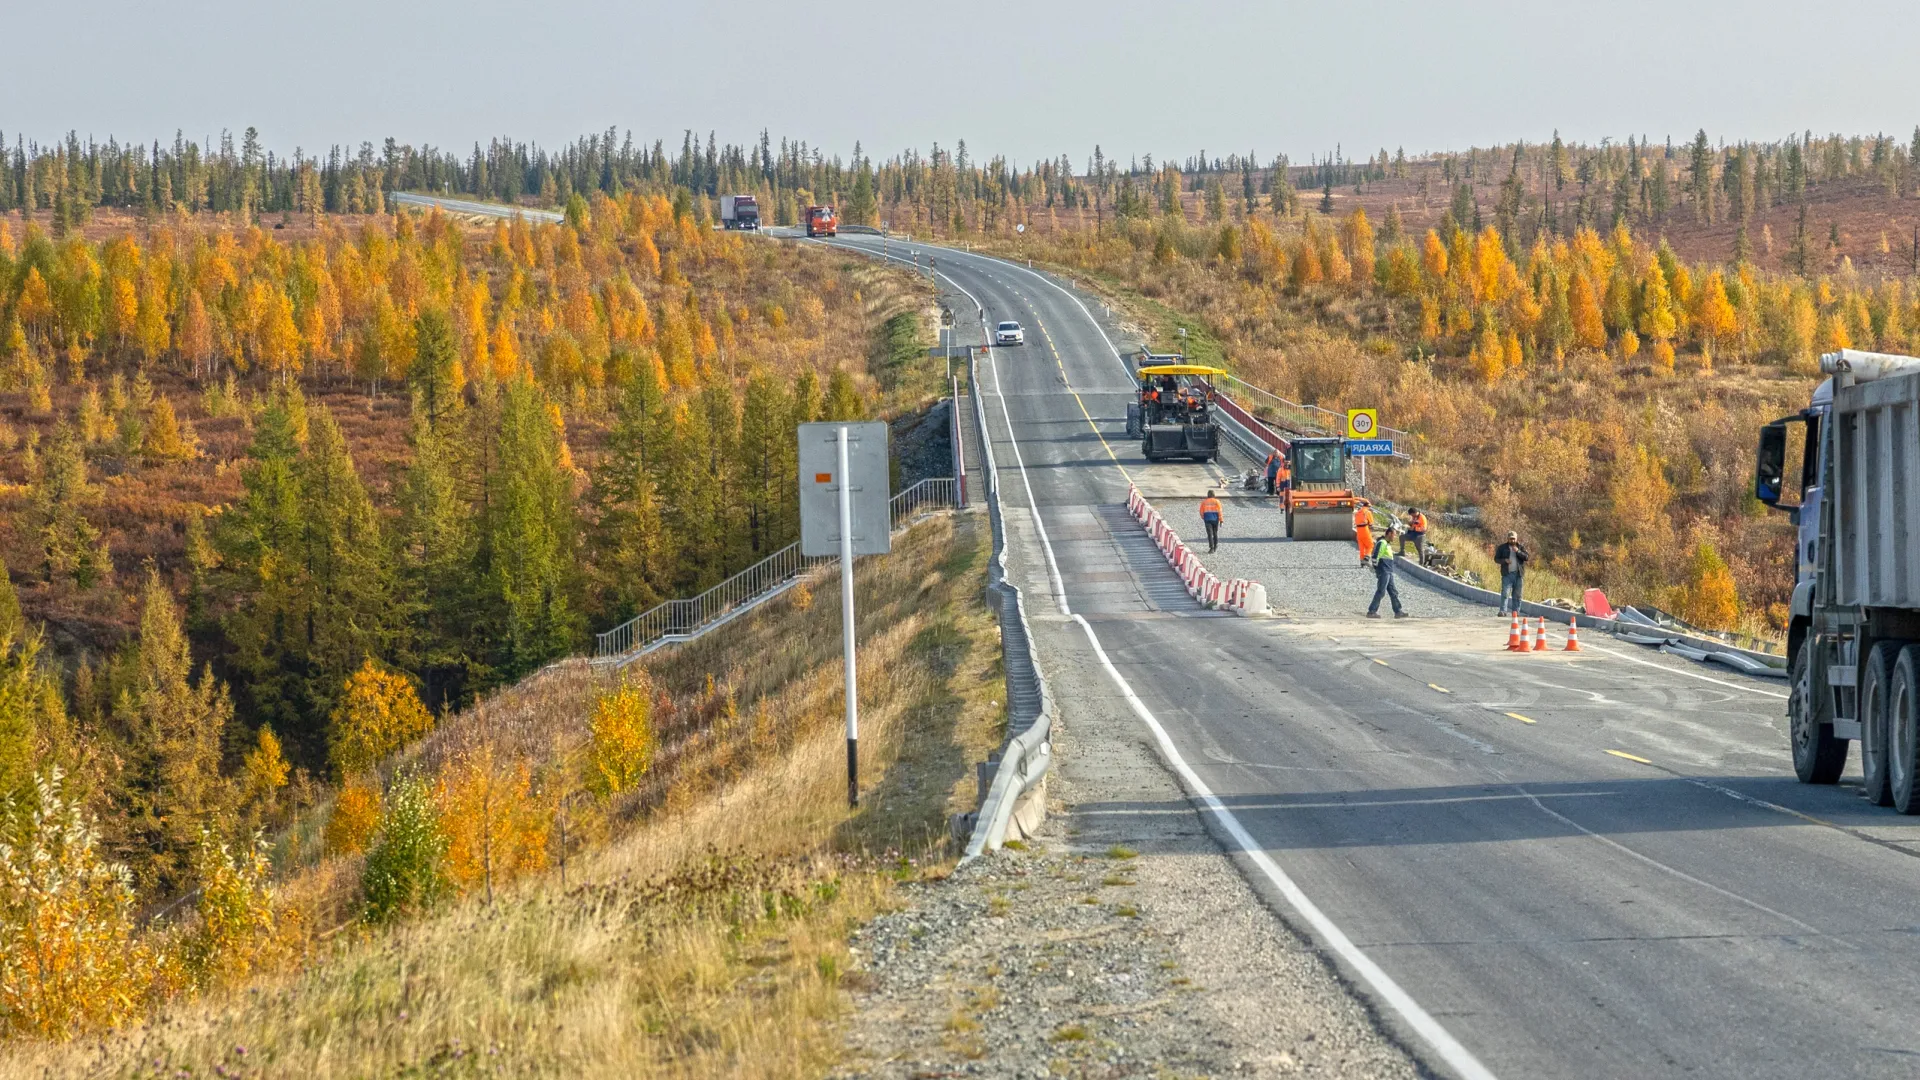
[1126, 355, 1226, 462]
[1281, 436, 1359, 541]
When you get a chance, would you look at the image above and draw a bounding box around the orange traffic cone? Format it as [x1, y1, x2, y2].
[1564, 616, 1583, 652]
[1532, 616, 1548, 652]
[1505, 614, 1524, 651]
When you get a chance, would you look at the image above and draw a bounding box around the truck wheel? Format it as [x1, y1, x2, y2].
[1890, 646, 1920, 813]
[1863, 643, 1903, 805]
[1790, 644, 1847, 784]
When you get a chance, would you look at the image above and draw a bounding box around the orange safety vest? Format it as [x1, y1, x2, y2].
[1411, 511, 1428, 532]
[1352, 507, 1372, 531]
[1199, 497, 1223, 518]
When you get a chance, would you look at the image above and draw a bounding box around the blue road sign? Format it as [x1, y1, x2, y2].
[1347, 439, 1395, 457]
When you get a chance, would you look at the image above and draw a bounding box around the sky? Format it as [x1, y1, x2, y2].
[10, 0, 1920, 168]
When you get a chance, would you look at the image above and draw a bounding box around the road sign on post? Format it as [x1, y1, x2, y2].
[1346, 439, 1394, 456]
[1347, 409, 1379, 439]
[798, 422, 890, 807]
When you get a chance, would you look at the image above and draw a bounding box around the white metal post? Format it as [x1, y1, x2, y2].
[838, 425, 859, 807]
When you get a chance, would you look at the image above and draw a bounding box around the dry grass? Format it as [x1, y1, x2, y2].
[0, 514, 999, 1078]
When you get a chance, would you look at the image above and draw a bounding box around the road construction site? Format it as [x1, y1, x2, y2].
[817, 232, 1920, 1080]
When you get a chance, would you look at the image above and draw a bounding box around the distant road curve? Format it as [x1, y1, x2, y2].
[389, 191, 563, 224]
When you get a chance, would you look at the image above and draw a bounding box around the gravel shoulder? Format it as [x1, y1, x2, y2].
[832, 517, 1421, 1080]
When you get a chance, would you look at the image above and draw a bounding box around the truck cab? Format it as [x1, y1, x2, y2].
[804, 205, 838, 238]
[1755, 377, 1831, 634]
[1756, 350, 1920, 803]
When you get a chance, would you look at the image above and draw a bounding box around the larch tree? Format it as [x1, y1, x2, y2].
[110, 568, 234, 893]
[29, 423, 111, 589]
[479, 378, 580, 679]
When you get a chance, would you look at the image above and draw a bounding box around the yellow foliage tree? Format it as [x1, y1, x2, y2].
[1569, 271, 1607, 350]
[324, 779, 382, 855]
[1693, 270, 1739, 368]
[588, 677, 656, 797]
[143, 396, 197, 462]
[1677, 541, 1740, 630]
[435, 745, 550, 900]
[328, 659, 434, 778]
[241, 725, 290, 805]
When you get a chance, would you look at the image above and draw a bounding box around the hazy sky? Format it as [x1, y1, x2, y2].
[11, 0, 1920, 167]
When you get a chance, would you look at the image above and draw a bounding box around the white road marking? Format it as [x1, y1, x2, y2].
[1072, 611, 1499, 1080]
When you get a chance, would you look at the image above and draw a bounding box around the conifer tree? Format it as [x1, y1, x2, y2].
[410, 308, 464, 430]
[110, 568, 233, 892]
[398, 412, 475, 709]
[478, 378, 579, 679]
[823, 368, 866, 421]
[29, 423, 111, 589]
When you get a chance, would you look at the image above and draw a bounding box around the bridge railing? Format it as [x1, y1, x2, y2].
[592, 476, 959, 664]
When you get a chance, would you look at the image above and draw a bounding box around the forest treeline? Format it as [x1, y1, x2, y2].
[0, 183, 921, 922]
[9, 123, 1920, 244]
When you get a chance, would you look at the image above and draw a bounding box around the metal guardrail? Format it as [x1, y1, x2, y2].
[961, 331, 1056, 861]
[389, 191, 565, 224]
[592, 476, 959, 665]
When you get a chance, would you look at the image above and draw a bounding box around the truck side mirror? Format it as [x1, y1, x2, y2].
[1755, 421, 1792, 509]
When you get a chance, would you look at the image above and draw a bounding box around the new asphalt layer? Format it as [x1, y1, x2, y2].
[820, 233, 1920, 1079]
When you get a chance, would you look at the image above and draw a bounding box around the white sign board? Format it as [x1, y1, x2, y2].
[799, 422, 891, 556]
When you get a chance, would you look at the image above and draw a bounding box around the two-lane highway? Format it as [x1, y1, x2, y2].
[820, 232, 1920, 1079]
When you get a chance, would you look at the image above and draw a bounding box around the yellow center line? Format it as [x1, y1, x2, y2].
[1428, 683, 1451, 694]
[1606, 749, 1653, 765]
[1036, 320, 1133, 483]
[1504, 712, 1537, 724]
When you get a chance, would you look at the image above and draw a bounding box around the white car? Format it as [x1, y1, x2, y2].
[994, 321, 1025, 346]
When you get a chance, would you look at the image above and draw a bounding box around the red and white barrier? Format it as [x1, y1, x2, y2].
[1124, 484, 1269, 617]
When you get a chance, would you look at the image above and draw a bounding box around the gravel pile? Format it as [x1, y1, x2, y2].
[1155, 495, 1486, 620]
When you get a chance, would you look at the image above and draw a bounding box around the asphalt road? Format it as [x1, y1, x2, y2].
[819, 232, 1920, 1080]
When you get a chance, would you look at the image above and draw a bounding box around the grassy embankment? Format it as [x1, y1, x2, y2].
[0, 513, 1001, 1079]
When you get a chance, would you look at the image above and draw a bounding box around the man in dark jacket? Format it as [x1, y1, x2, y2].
[1494, 531, 1529, 616]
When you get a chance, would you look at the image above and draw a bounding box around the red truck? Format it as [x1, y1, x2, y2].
[804, 205, 838, 238]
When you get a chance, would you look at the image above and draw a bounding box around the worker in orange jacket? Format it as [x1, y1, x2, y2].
[1263, 450, 1282, 494]
[1401, 508, 1429, 561]
[1353, 501, 1374, 566]
[1200, 491, 1224, 553]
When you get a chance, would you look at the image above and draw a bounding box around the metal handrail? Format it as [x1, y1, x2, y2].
[592, 476, 959, 663]
[1221, 372, 1414, 443]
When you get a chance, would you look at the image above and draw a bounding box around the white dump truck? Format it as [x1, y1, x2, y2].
[1757, 349, 1920, 809]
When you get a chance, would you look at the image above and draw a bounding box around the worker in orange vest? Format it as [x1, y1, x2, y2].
[1353, 501, 1374, 566]
[1402, 508, 1429, 561]
[1263, 450, 1282, 494]
[1200, 490, 1224, 553]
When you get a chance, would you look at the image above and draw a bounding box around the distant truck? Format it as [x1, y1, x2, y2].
[804, 205, 837, 238]
[1756, 349, 1920, 808]
[720, 195, 759, 230]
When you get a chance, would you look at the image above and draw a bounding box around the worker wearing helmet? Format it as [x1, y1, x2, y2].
[1199, 490, 1224, 553]
[1353, 502, 1374, 566]
[1367, 523, 1409, 619]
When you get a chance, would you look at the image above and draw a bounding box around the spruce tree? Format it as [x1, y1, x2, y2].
[410, 308, 464, 431]
[295, 407, 393, 727]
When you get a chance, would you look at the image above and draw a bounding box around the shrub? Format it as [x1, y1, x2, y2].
[361, 773, 449, 924]
[587, 677, 656, 797]
[182, 831, 280, 989]
[329, 659, 434, 778]
[324, 778, 381, 856]
[0, 771, 158, 1039]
